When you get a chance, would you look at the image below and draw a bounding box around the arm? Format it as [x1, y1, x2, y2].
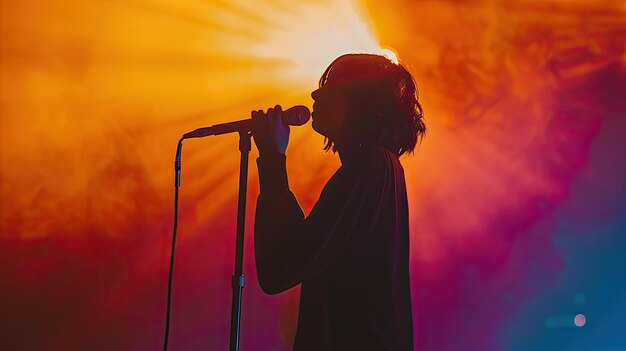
[254, 151, 388, 294]
[250, 105, 389, 294]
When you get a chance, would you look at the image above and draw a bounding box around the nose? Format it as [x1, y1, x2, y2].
[311, 88, 321, 100]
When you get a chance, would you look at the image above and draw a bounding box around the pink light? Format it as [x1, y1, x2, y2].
[574, 314, 586, 327]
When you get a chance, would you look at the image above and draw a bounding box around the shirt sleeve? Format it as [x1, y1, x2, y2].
[254, 151, 389, 294]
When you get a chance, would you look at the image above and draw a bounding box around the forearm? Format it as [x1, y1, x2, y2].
[254, 153, 305, 293]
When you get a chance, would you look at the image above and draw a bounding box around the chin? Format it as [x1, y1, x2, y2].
[311, 120, 328, 138]
[311, 119, 319, 133]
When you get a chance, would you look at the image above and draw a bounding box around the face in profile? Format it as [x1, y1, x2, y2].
[311, 53, 424, 156]
[310, 81, 348, 142]
[311, 54, 389, 146]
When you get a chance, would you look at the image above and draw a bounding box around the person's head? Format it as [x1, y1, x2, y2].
[311, 53, 426, 157]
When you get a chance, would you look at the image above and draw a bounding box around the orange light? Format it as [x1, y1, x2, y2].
[249, 0, 396, 83]
[376, 47, 399, 64]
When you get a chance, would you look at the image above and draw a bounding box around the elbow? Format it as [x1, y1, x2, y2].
[254, 232, 300, 294]
[257, 271, 288, 295]
[256, 261, 297, 295]
[258, 279, 284, 295]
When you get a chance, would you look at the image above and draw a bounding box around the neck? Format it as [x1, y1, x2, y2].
[337, 142, 369, 165]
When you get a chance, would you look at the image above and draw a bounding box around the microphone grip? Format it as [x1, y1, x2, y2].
[282, 105, 310, 126]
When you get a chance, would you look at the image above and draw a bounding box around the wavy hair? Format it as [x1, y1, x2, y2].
[319, 53, 426, 157]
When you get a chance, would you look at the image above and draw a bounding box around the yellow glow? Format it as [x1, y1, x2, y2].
[376, 48, 399, 64]
[0, 0, 394, 240]
[2, 1, 625, 350]
[250, 0, 393, 82]
[2, 0, 623, 260]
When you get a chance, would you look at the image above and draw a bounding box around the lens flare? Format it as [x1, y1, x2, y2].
[574, 314, 587, 327]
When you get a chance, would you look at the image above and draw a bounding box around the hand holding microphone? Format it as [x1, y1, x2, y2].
[251, 105, 291, 156]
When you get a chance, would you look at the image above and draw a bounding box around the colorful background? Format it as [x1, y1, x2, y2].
[1, 0, 625, 350]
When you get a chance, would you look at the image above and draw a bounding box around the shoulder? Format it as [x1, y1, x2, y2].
[366, 147, 405, 185]
[366, 146, 400, 169]
[346, 147, 399, 181]
[338, 146, 400, 178]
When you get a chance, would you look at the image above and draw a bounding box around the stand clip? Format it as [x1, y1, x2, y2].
[232, 275, 245, 288]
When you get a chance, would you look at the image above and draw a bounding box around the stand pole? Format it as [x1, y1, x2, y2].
[229, 131, 251, 351]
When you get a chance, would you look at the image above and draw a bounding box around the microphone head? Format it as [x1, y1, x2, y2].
[284, 105, 311, 126]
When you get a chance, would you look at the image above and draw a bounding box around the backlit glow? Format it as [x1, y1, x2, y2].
[1, 0, 624, 350]
[250, 0, 394, 81]
[377, 47, 399, 64]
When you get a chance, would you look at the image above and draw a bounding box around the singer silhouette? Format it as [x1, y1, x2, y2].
[251, 53, 426, 351]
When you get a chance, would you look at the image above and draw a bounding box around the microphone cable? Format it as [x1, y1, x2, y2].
[164, 138, 184, 351]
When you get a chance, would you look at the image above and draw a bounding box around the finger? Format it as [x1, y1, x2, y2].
[251, 109, 261, 120]
[274, 105, 283, 126]
[268, 105, 280, 126]
[266, 107, 276, 126]
[273, 105, 282, 119]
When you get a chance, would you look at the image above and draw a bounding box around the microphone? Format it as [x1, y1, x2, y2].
[183, 105, 310, 139]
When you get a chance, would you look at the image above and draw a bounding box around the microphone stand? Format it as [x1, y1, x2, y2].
[172, 108, 309, 350]
[229, 130, 251, 351]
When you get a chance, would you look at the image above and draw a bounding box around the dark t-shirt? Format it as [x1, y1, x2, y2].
[254, 146, 413, 351]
